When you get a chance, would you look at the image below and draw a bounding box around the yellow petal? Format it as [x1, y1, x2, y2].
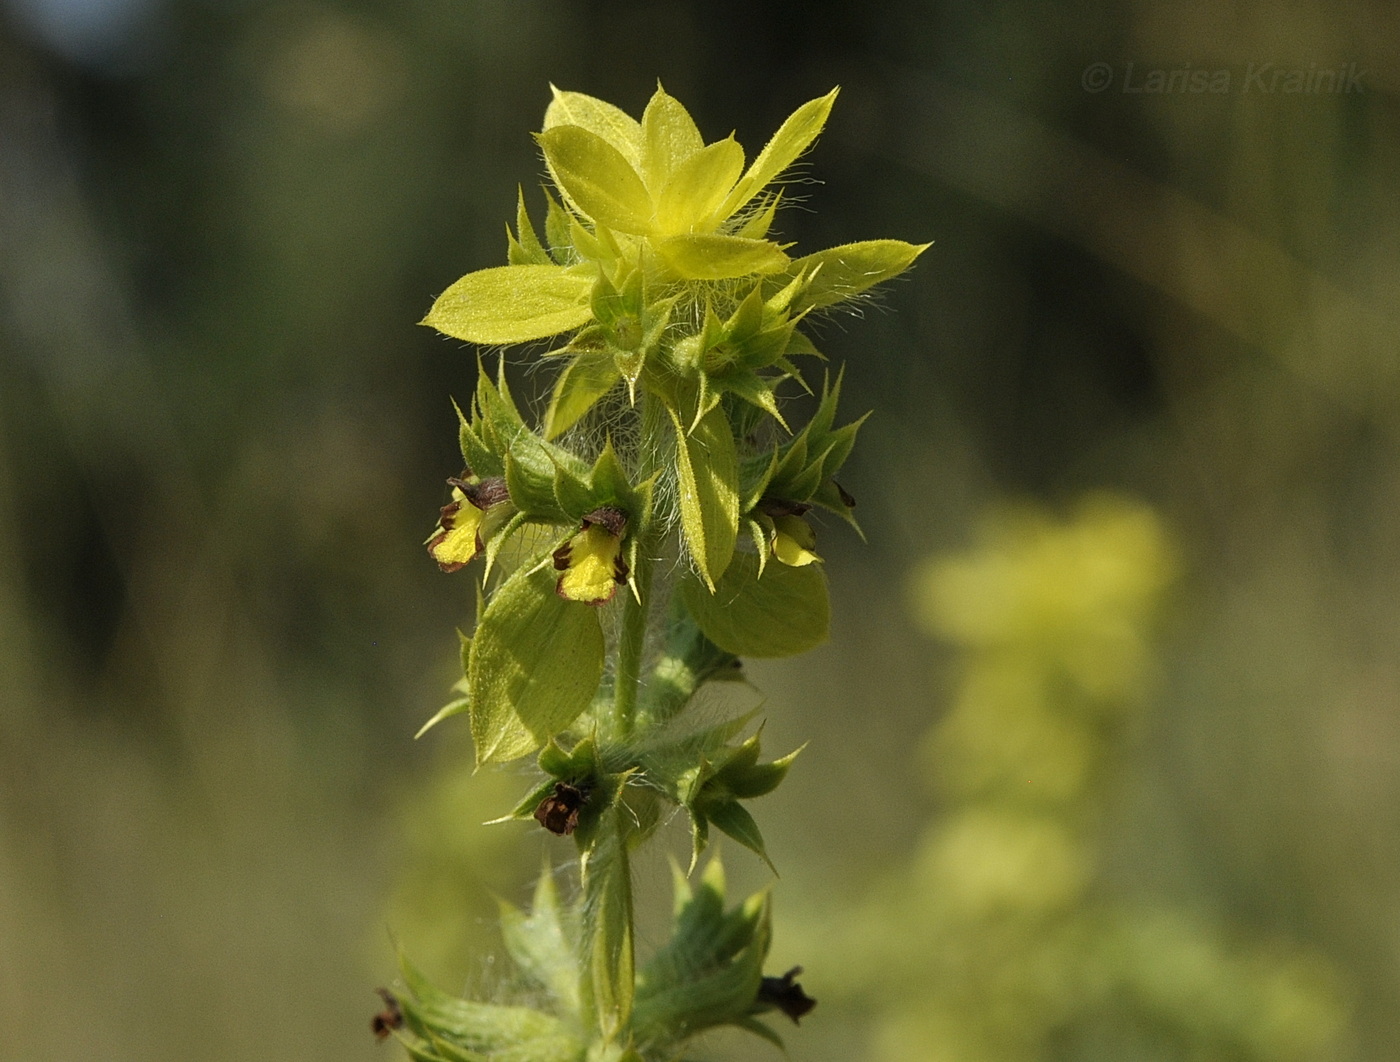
[427, 490, 485, 572]
[556, 523, 626, 604]
[772, 514, 820, 567]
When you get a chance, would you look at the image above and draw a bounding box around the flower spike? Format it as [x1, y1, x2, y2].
[402, 82, 925, 1062]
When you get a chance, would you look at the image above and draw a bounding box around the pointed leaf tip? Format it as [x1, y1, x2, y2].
[720, 87, 840, 219]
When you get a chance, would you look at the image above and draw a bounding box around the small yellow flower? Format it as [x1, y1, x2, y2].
[772, 514, 820, 567]
[553, 507, 629, 604]
[426, 476, 510, 572]
[761, 499, 821, 567]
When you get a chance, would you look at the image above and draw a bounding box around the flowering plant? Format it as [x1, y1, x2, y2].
[379, 83, 925, 1061]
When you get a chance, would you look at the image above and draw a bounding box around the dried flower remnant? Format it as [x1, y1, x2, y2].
[756, 965, 817, 1024]
[370, 987, 402, 1040]
[533, 780, 590, 835]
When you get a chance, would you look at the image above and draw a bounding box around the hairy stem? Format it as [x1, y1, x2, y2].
[612, 390, 668, 738]
[612, 550, 651, 737]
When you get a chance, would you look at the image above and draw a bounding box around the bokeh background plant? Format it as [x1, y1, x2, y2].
[2, 1, 1398, 1060]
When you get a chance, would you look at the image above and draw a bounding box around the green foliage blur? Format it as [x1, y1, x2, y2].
[824, 496, 1345, 1062]
[2, 1, 1397, 1060]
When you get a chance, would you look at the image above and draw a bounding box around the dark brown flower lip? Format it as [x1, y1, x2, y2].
[580, 505, 628, 537]
[448, 474, 510, 510]
[756, 965, 816, 1024]
[758, 497, 812, 519]
[436, 499, 464, 531]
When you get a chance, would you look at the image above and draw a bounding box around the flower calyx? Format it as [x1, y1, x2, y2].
[500, 737, 655, 854]
[504, 738, 604, 834]
[668, 278, 814, 431]
[426, 475, 512, 572]
[389, 950, 585, 1060]
[554, 506, 630, 605]
[737, 367, 866, 571]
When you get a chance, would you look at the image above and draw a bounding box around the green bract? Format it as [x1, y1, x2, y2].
[682, 552, 830, 659]
[394, 83, 924, 1062]
[467, 561, 605, 765]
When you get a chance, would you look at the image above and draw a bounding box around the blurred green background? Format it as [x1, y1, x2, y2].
[2, 1, 1397, 1059]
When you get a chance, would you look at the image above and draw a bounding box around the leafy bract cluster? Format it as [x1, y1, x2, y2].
[391, 859, 782, 1062]
[424, 83, 925, 593]
[391, 84, 923, 1062]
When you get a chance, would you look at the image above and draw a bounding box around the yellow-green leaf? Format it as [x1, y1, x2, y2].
[498, 870, 582, 1019]
[655, 234, 789, 281]
[640, 84, 705, 191]
[424, 265, 593, 345]
[682, 550, 829, 658]
[544, 86, 643, 168]
[508, 187, 551, 265]
[717, 372, 788, 430]
[414, 696, 469, 741]
[537, 126, 654, 235]
[671, 406, 738, 590]
[734, 192, 782, 241]
[656, 137, 745, 235]
[706, 800, 775, 871]
[719, 88, 838, 219]
[582, 808, 635, 1038]
[544, 350, 622, 439]
[467, 562, 605, 765]
[786, 239, 930, 311]
[396, 951, 578, 1048]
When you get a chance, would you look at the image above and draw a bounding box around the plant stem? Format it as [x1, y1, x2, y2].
[612, 389, 667, 738]
[613, 549, 651, 738]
